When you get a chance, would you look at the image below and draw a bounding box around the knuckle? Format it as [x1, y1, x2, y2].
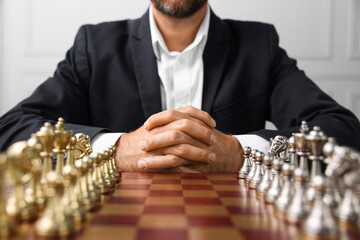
[177, 119, 191, 130]
[175, 144, 186, 155]
[169, 155, 178, 167]
[198, 150, 209, 161]
[165, 110, 176, 120]
[170, 131, 183, 143]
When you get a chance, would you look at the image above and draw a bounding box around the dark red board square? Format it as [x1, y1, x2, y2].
[92, 215, 138, 225]
[117, 184, 150, 190]
[184, 197, 222, 205]
[240, 230, 292, 240]
[148, 190, 183, 197]
[143, 205, 185, 214]
[137, 229, 187, 240]
[180, 174, 208, 179]
[182, 185, 214, 190]
[123, 172, 153, 179]
[209, 180, 239, 185]
[216, 191, 247, 197]
[226, 206, 257, 215]
[152, 179, 181, 184]
[188, 216, 233, 227]
[107, 196, 146, 204]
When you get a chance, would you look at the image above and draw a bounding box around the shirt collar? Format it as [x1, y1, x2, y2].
[149, 4, 210, 60]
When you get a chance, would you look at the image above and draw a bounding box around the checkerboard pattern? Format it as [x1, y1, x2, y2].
[14, 173, 360, 240]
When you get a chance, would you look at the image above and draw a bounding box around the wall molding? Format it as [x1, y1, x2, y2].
[24, 0, 65, 57]
[348, 0, 360, 60]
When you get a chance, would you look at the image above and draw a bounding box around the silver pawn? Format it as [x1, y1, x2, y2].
[286, 168, 310, 224]
[336, 149, 360, 224]
[265, 157, 282, 204]
[238, 146, 252, 179]
[274, 159, 294, 214]
[249, 152, 264, 189]
[256, 155, 273, 198]
[323, 138, 342, 208]
[246, 149, 258, 184]
[288, 135, 298, 169]
[302, 175, 338, 237]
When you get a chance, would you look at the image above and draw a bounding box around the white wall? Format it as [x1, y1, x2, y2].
[1, 0, 360, 121]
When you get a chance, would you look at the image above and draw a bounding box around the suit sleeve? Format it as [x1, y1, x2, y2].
[253, 25, 360, 151]
[0, 25, 109, 151]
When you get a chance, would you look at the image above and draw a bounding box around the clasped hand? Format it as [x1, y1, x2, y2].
[115, 106, 243, 173]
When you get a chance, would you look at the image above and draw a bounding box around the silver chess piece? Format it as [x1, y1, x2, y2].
[249, 152, 264, 189]
[305, 126, 327, 203]
[330, 147, 360, 225]
[293, 121, 310, 180]
[288, 136, 298, 169]
[246, 149, 258, 184]
[239, 146, 252, 179]
[269, 135, 288, 159]
[286, 168, 310, 224]
[323, 138, 342, 208]
[265, 157, 282, 204]
[274, 159, 294, 214]
[256, 155, 273, 197]
[302, 175, 338, 237]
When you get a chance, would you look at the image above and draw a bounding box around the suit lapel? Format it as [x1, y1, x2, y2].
[202, 10, 230, 113]
[129, 11, 162, 119]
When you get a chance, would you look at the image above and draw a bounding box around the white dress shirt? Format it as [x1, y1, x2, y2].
[91, 6, 269, 157]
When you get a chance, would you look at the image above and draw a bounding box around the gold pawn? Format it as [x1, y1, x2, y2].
[101, 150, 115, 190]
[35, 171, 74, 237]
[62, 165, 86, 229]
[53, 118, 72, 175]
[75, 159, 96, 211]
[110, 145, 122, 179]
[82, 156, 101, 204]
[36, 122, 55, 186]
[107, 146, 119, 183]
[6, 141, 38, 222]
[0, 154, 15, 237]
[92, 153, 109, 194]
[66, 136, 76, 167]
[26, 134, 46, 211]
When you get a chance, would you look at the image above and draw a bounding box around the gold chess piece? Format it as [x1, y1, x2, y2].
[92, 153, 109, 194]
[101, 150, 115, 190]
[82, 156, 101, 204]
[108, 146, 120, 182]
[54, 118, 72, 174]
[26, 134, 46, 211]
[0, 154, 15, 237]
[36, 122, 55, 186]
[6, 141, 38, 221]
[74, 133, 92, 160]
[75, 159, 96, 211]
[35, 171, 74, 237]
[66, 136, 77, 167]
[62, 165, 86, 228]
[110, 145, 122, 179]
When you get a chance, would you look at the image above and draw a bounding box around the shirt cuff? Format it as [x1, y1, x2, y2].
[233, 134, 270, 155]
[90, 132, 125, 156]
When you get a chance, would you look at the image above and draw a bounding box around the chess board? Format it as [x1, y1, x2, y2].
[12, 172, 360, 240]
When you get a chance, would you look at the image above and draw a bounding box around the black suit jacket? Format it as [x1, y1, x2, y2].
[1, 10, 360, 151]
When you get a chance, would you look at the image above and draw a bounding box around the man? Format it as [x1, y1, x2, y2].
[0, 0, 359, 173]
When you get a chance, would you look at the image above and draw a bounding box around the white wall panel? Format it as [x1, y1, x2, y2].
[0, 0, 360, 122]
[348, 0, 360, 60]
